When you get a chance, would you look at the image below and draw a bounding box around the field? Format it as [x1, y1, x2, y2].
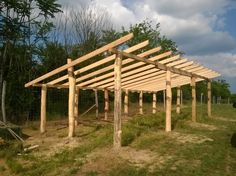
[0, 103, 236, 176]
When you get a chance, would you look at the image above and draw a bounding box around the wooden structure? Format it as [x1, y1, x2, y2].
[25, 33, 220, 148]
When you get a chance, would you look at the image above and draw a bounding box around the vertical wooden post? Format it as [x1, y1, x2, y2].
[68, 58, 76, 138]
[207, 81, 212, 117]
[180, 89, 183, 107]
[163, 90, 166, 110]
[191, 77, 196, 122]
[139, 91, 143, 114]
[176, 86, 181, 114]
[40, 84, 47, 133]
[124, 89, 129, 118]
[94, 89, 99, 119]
[74, 87, 79, 126]
[166, 69, 172, 132]
[152, 92, 157, 114]
[104, 89, 109, 120]
[114, 53, 122, 148]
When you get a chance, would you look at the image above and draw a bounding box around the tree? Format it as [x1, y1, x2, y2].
[0, 0, 62, 122]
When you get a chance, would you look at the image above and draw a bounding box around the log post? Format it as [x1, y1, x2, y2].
[124, 89, 129, 118]
[180, 89, 183, 107]
[191, 77, 196, 122]
[114, 53, 122, 148]
[176, 86, 181, 114]
[139, 91, 143, 114]
[68, 58, 76, 138]
[74, 87, 79, 126]
[166, 69, 172, 132]
[207, 81, 212, 117]
[104, 89, 109, 120]
[40, 84, 47, 133]
[152, 92, 157, 114]
[95, 89, 99, 119]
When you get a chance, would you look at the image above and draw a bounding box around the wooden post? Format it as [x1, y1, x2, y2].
[68, 58, 76, 138]
[40, 84, 47, 133]
[104, 89, 109, 120]
[114, 53, 122, 148]
[124, 89, 129, 118]
[163, 90, 166, 110]
[95, 89, 99, 119]
[139, 91, 143, 114]
[152, 92, 157, 114]
[180, 89, 183, 107]
[176, 86, 180, 114]
[74, 87, 79, 126]
[166, 69, 172, 132]
[207, 81, 212, 117]
[191, 77, 196, 122]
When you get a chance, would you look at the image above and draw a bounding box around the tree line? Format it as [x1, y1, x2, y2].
[0, 0, 233, 124]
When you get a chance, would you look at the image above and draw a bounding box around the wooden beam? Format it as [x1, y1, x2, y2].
[152, 92, 157, 114]
[191, 77, 196, 122]
[68, 59, 76, 137]
[139, 91, 143, 114]
[114, 53, 122, 148]
[100, 55, 180, 89]
[176, 86, 181, 114]
[77, 47, 163, 88]
[104, 89, 109, 120]
[25, 33, 134, 87]
[207, 81, 212, 117]
[124, 89, 129, 118]
[74, 87, 79, 126]
[166, 69, 172, 132]
[109, 48, 210, 81]
[40, 84, 47, 133]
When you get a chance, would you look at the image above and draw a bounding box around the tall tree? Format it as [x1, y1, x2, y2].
[0, 0, 62, 122]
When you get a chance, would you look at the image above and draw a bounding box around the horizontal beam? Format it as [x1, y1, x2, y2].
[109, 48, 210, 81]
[25, 33, 134, 87]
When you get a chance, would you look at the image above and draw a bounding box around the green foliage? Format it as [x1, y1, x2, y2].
[121, 20, 181, 55]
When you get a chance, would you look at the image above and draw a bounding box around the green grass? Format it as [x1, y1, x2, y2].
[1, 104, 236, 176]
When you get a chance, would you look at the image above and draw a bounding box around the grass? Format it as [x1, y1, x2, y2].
[0, 103, 236, 176]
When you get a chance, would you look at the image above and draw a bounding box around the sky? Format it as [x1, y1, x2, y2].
[58, 0, 236, 93]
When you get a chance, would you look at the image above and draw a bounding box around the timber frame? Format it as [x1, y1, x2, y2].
[25, 33, 220, 148]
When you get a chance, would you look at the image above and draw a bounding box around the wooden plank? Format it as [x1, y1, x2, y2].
[109, 48, 210, 80]
[191, 77, 196, 122]
[40, 84, 47, 133]
[207, 81, 212, 117]
[25, 33, 134, 87]
[139, 91, 143, 114]
[113, 54, 122, 148]
[57, 40, 149, 86]
[124, 89, 129, 118]
[166, 69, 172, 132]
[93, 51, 173, 88]
[68, 59, 76, 137]
[104, 89, 109, 120]
[152, 92, 157, 114]
[176, 86, 181, 114]
[77, 46, 163, 87]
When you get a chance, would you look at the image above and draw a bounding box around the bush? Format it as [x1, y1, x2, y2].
[233, 102, 236, 108]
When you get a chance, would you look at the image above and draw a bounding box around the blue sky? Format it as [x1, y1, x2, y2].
[59, 0, 236, 93]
